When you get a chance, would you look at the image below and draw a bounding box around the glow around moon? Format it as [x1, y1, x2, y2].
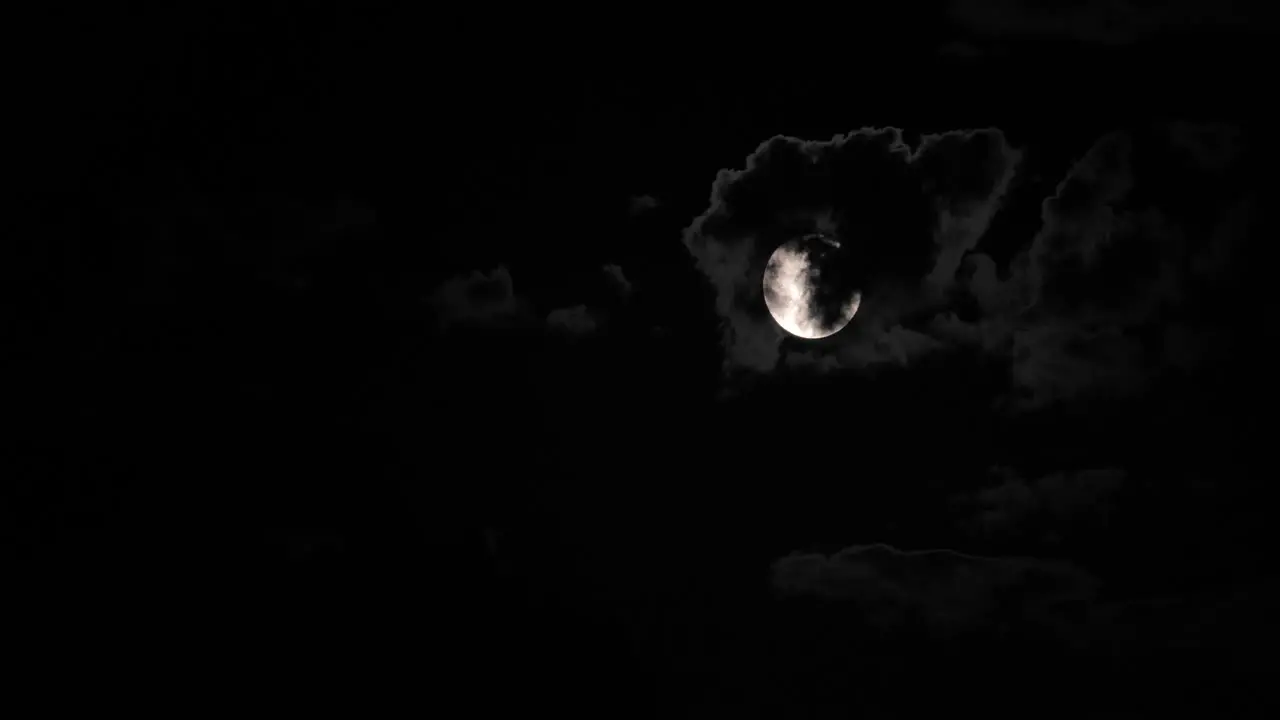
[763, 239, 861, 339]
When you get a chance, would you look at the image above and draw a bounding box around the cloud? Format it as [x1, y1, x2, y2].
[991, 131, 1254, 409]
[1191, 194, 1253, 282]
[546, 304, 599, 336]
[935, 40, 988, 58]
[961, 466, 1126, 544]
[1020, 131, 1136, 308]
[682, 126, 1021, 380]
[272, 528, 348, 563]
[430, 264, 622, 340]
[771, 542, 1100, 639]
[784, 322, 947, 373]
[765, 536, 1276, 719]
[1102, 579, 1280, 664]
[685, 121, 1249, 407]
[952, 131, 1233, 409]
[429, 265, 534, 330]
[286, 193, 377, 238]
[1005, 319, 1151, 409]
[1167, 121, 1243, 172]
[627, 194, 660, 216]
[602, 263, 633, 297]
[770, 541, 1277, 710]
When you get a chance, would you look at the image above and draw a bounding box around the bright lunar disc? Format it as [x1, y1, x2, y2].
[763, 238, 861, 339]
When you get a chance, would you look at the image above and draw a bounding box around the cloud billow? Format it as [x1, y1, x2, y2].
[431, 261, 639, 339]
[770, 542, 1100, 641]
[546, 304, 598, 336]
[429, 265, 534, 331]
[682, 126, 1021, 380]
[686, 122, 1249, 410]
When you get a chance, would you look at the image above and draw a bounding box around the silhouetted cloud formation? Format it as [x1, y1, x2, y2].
[961, 131, 1248, 409]
[682, 126, 1020, 379]
[627, 194, 660, 216]
[771, 542, 1099, 640]
[1167, 121, 1243, 172]
[430, 265, 534, 330]
[602, 263, 633, 297]
[769, 539, 1276, 713]
[935, 40, 987, 58]
[960, 467, 1125, 545]
[684, 123, 1251, 409]
[432, 263, 627, 338]
[547, 304, 599, 336]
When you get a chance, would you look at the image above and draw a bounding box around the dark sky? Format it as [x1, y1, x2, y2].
[11, 3, 1278, 715]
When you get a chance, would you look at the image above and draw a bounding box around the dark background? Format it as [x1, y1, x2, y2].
[9, 3, 1277, 715]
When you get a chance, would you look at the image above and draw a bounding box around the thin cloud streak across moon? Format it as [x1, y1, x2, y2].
[763, 238, 861, 339]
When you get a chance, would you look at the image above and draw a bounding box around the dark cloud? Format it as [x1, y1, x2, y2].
[1026, 132, 1135, 299]
[961, 467, 1125, 545]
[982, 132, 1251, 409]
[482, 524, 503, 560]
[933, 131, 1238, 409]
[1167, 121, 1243, 172]
[271, 528, 348, 563]
[601, 263, 633, 297]
[935, 40, 987, 58]
[429, 265, 534, 330]
[948, 0, 1259, 45]
[771, 542, 1100, 640]
[769, 541, 1275, 713]
[546, 304, 599, 336]
[269, 192, 377, 241]
[431, 264, 622, 340]
[685, 122, 1250, 408]
[627, 194, 660, 216]
[682, 126, 1021, 380]
[1006, 319, 1152, 409]
[1191, 194, 1253, 282]
[97, 179, 382, 296]
[1102, 579, 1280, 663]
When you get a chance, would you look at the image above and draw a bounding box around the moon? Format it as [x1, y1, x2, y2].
[763, 236, 861, 339]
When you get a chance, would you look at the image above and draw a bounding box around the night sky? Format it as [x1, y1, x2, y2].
[11, 3, 1278, 715]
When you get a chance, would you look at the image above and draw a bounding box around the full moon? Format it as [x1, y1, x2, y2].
[763, 235, 861, 339]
